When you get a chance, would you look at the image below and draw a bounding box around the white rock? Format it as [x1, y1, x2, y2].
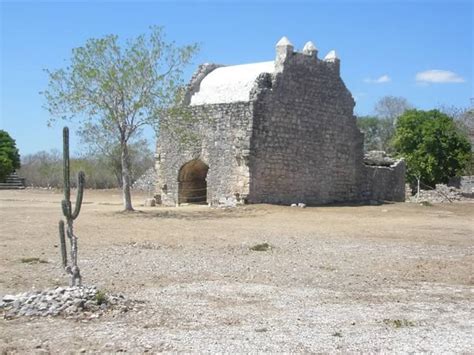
[3, 294, 17, 302]
[302, 41, 317, 55]
[276, 36, 293, 47]
[324, 50, 338, 61]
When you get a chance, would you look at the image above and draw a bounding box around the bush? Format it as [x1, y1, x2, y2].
[393, 109, 471, 187]
[0, 130, 20, 181]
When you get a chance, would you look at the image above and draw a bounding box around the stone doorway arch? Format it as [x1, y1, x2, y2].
[178, 159, 209, 204]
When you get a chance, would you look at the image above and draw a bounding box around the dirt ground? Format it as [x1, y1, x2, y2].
[0, 188, 473, 353]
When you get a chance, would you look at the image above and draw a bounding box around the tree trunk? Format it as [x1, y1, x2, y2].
[416, 176, 421, 202]
[121, 141, 134, 211]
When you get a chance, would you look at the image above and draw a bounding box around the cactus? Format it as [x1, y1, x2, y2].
[58, 127, 85, 286]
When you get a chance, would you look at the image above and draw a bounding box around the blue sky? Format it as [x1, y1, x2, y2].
[1, 0, 472, 156]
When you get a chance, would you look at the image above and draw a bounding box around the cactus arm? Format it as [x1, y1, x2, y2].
[63, 127, 70, 203]
[61, 199, 72, 219]
[58, 220, 67, 268]
[71, 171, 85, 220]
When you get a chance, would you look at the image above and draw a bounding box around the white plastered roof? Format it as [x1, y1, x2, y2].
[190, 61, 275, 105]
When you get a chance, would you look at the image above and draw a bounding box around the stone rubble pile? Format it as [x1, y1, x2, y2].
[290, 203, 306, 208]
[363, 150, 397, 167]
[132, 168, 157, 193]
[0, 285, 133, 319]
[407, 184, 472, 203]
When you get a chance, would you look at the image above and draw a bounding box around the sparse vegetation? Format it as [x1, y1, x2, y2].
[249, 242, 271, 251]
[383, 318, 415, 328]
[20, 257, 48, 264]
[94, 290, 108, 305]
[19, 145, 154, 189]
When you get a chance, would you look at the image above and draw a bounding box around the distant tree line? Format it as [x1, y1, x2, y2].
[19, 140, 154, 189]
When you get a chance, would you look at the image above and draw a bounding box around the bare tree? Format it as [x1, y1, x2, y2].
[374, 96, 413, 123]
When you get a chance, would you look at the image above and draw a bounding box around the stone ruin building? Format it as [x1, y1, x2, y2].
[155, 37, 405, 206]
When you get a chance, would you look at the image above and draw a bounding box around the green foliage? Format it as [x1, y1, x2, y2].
[0, 130, 21, 181]
[0, 154, 14, 182]
[438, 105, 474, 175]
[393, 109, 471, 187]
[356, 116, 394, 152]
[94, 290, 108, 305]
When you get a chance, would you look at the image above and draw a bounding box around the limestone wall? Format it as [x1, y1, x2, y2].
[156, 102, 253, 206]
[360, 160, 406, 202]
[246, 51, 365, 204]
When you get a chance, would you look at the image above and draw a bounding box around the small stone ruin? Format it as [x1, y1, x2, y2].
[156, 37, 405, 206]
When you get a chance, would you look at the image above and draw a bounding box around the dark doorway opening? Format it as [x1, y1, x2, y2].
[178, 159, 209, 204]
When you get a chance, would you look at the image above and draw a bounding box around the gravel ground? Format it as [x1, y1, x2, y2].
[0, 189, 473, 353]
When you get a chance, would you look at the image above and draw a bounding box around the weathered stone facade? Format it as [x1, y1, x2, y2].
[156, 37, 405, 206]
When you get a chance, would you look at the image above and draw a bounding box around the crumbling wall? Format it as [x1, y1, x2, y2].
[448, 176, 474, 194]
[361, 160, 406, 202]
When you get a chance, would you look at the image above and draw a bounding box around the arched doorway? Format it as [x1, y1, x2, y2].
[178, 159, 209, 204]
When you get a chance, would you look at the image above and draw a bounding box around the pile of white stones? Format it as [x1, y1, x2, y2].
[0, 285, 132, 319]
[408, 184, 471, 203]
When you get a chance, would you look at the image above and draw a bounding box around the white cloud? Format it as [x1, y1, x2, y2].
[415, 70, 465, 84]
[364, 75, 391, 84]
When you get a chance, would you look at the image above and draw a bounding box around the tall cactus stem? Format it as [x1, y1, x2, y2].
[59, 126, 84, 287]
[58, 220, 67, 268]
[71, 171, 85, 220]
[63, 127, 70, 202]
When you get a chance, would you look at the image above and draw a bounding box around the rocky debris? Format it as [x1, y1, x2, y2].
[132, 168, 157, 193]
[144, 198, 156, 207]
[0, 286, 136, 319]
[291, 203, 306, 208]
[407, 184, 473, 203]
[448, 176, 474, 194]
[218, 197, 237, 208]
[364, 151, 397, 167]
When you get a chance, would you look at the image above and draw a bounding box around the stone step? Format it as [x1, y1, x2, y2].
[5, 178, 24, 183]
[0, 185, 26, 190]
[0, 172, 26, 189]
